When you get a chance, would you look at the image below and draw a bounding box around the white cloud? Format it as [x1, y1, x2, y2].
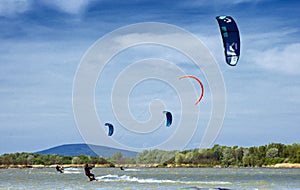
[247, 43, 300, 75]
[111, 31, 217, 67]
[42, 0, 90, 14]
[242, 28, 299, 49]
[0, 0, 31, 17]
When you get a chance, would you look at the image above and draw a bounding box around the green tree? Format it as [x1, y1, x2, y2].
[27, 155, 34, 165]
[242, 149, 250, 167]
[136, 150, 149, 164]
[266, 148, 279, 158]
[234, 147, 244, 166]
[222, 147, 234, 166]
[175, 153, 184, 164]
[211, 144, 222, 163]
[111, 152, 123, 164]
[72, 157, 80, 164]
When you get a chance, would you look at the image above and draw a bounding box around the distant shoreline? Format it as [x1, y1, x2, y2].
[1, 163, 300, 169]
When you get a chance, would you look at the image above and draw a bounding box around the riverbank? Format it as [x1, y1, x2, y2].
[1, 163, 300, 169]
[263, 163, 300, 168]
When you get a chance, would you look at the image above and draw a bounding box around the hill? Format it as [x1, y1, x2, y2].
[35, 144, 138, 158]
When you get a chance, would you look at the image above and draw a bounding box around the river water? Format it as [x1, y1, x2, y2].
[0, 167, 299, 189]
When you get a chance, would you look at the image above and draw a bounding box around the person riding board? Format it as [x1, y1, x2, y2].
[56, 165, 64, 173]
[84, 164, 96, 181]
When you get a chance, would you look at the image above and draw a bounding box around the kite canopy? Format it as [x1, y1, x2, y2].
[104, 123, 114, 136]
[216, 15, 240, 66]
[179, 75, 204, 105]
[163, 111, 172, 127]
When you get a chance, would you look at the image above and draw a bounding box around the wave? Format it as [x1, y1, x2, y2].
[95, 174, 231, 185]
[63, 170, 81, 174]
[64, 168, 81, 171]
[62, 168, 81, 174]
[123, 168, 141, 172]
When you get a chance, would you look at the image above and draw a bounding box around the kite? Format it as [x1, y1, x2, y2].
[163, 111, 172, 127]
[104, 123, 114, 136]
[216, 15, 241, 66]
[179, 75, 204, 105]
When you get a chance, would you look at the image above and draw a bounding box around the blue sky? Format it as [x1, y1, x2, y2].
[0, 0, 299, 154]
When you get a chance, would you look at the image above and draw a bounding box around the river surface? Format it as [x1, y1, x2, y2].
[1, 167, 299, 189]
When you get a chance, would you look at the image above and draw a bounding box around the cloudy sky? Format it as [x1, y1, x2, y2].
[0, 0, 299, 154]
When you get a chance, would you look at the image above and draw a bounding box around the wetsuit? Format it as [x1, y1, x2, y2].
[84, 165, 96, 181]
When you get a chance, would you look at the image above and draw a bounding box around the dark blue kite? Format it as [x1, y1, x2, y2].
[216, 16, 240, 66]
[104, 123, 114, 136]
[163, 111, 172, 127]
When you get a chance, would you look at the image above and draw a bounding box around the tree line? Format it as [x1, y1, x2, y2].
[0, 153, 111, 166]
[1, 143, 299, 167]
[170, 143, 300, 167]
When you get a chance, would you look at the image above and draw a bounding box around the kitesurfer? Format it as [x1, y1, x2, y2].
[56, 165, 64, 173]
[84, 164, 96, 181]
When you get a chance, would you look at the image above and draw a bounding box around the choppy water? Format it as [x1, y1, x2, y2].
[0, 167, 299, 189]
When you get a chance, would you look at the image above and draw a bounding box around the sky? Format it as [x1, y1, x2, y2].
[0, 0, 300, 154]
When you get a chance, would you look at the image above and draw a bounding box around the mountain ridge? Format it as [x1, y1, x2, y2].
[35, 143, 138, 158]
